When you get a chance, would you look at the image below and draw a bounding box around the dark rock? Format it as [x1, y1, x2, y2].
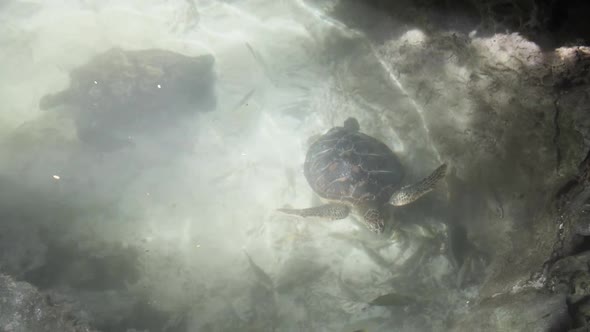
[0, 273, 97, 332]
[450, 290, 571, 331]
[39, 47, 217, 152]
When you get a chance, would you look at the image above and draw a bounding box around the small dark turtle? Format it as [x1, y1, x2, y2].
[39, 47, 216, 150]
[279, 117, 447, 234]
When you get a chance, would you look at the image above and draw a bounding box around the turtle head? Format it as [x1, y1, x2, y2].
[362, 208, 385, 234]
[343, 117, 360, 132]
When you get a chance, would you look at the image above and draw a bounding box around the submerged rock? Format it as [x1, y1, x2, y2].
[39, 47, 217, 152]
[0, 273, 97, 332]
[450, 290, 571, 331]
[313, 0, 590, 330]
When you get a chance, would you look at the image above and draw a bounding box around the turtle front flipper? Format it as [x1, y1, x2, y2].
[277, 203, 350, 220]
[389, 163, 448, 206]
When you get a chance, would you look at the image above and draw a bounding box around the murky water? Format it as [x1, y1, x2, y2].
[1, 1, 589, 331]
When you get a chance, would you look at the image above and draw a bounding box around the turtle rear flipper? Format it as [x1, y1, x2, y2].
[278, 203, 350, 220]
[39, 90, 71, 110]
[389, 163, 447, 206]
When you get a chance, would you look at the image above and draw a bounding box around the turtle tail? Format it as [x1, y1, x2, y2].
[389, 163, 447, 206]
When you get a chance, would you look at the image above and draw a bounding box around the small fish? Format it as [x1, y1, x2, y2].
[245, 42, 264, 67]
[245, 42, 276, 86]
[244, 251, 273, 290]
[330, 234, 394, 272]
[369, 292, 420, 306]
[230, 88, 256, 112]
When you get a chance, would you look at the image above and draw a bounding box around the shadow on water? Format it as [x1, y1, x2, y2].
[95, 299, 188, 332]
[22, 239, 141, 291]
[330, 0, 590, 50]
[0, 174, 187, 331]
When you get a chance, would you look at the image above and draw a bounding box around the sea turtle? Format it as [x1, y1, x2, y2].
[39, 47, 216, 150]
[278, 117, 447, 234]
